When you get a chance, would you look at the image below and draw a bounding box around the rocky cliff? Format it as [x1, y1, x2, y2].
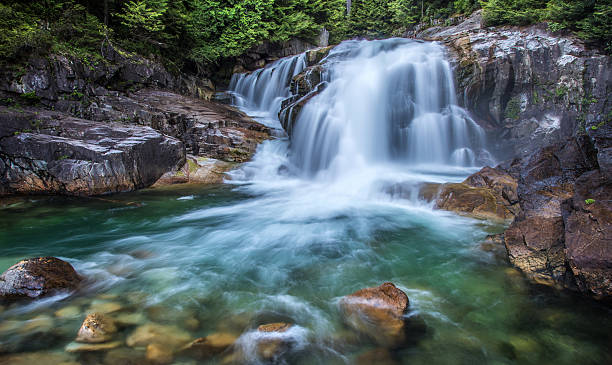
[416, 10, 611, 160]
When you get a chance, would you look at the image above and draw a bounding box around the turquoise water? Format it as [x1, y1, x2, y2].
[1, 158, 611, 364]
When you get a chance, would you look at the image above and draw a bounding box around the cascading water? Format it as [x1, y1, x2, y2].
[289, 39, 491, 176]
[229, 54, 307, 128]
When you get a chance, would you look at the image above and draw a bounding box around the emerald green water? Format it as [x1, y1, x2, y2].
[1, 172, 611, 364]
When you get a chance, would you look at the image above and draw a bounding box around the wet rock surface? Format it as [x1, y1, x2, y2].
[0, 257, 82, 302]
[76, 313, 117, 343]
[434, 166, 519, 221]
[340, 282, 411, 347]
[499, 135, 612, 299]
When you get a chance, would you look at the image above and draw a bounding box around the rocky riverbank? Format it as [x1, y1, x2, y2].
[0, 46, 271, 196]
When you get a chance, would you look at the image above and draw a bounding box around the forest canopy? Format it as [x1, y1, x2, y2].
[0, 0, 609, 72]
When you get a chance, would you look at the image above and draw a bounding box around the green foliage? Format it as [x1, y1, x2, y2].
[555, 85, 569, 98]
[482, 0, 547, 26]
[585, 198, 596, 204]
[20, 91, 41, 104]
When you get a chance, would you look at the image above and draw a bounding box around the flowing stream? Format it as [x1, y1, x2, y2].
[0, 39, 611, 364]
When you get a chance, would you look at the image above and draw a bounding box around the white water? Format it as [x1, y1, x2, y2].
[229, 54, 307, 128]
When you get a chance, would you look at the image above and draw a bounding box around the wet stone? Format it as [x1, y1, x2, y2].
[0, 351, 76, 365]
[76, 313, 117, 343]
[87, 300, 123, 314]
[20, 314, 55, 334]
[114, 312, 147, 327]
[103, 347, 148, 365]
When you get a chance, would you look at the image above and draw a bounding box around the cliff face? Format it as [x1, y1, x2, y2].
[416, 11, 611, 162]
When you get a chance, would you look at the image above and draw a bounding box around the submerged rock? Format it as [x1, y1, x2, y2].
[146, 343, 174, 365]
[179, 332, 237, 359]
[126, 323, 191, 350]
[339, 282, 410, 347]
[76, 313, 117, 344]
[0, 257, 82, 302]
[255, 322, 294, 361]
[65, 341, 122, 352]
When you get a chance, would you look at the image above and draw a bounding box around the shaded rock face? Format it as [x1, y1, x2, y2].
[340, 282, 411, 347]
[0, 107, 185, 196]
[0, 257, 81, 302]
[501, 135, 611, 298]
[417, 11, 611, 160]
[435, 166, 519, 221]
[0, 47, 215, 109]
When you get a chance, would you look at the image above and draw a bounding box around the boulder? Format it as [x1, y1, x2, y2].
[339, 282, 409, 347]
[255, 323, 294, 361]
[76, 313, 117, 344]
[0, 257, 81, 302]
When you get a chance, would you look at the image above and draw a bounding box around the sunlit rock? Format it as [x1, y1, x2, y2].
[76, 313, 117, 343]
[0, 257, 82, 302]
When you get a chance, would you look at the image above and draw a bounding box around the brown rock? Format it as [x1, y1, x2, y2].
[76, 313, 117, 343]
[103, 347, 148, 365]
[339, 282, 409, 347]
[179, 332, 237, 359]
[257, 323, 292, 333]
[0, 257, 82, 302]
[254, 322, 294, 361]
[146, 343, 173, 365]
[435, 167, 519, 221]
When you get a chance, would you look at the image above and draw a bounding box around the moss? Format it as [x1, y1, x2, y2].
[20, 91, 41, 104]
[504, 96, 521, 120]
[585, 199, 595, 205]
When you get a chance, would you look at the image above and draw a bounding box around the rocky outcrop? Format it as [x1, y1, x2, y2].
[416, 11, 612, 160]
[0, 257, 82, 302]
[339, 282, 412, 347]
[0, 107, 185, 196]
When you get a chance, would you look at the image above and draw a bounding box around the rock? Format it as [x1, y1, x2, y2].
[86, 301, 123, 314]
[500, 134, 612, 299]
[153, 155, 235, 186]
[114, 312, 147, 327]
[562, 170, 612, 298]
[435, 167, 519, 221]
[103, 347, 148, 365]
[76, 313, 117, 343]
[416, 11, 611, 159]
[20, 314, 54, 334]
[0, 257, 82, 302]
[146, 343, 174, 365]
[257, 323, 292, 333]
[55, 305, 81, 318]
[126, 323, 191, 350]
[0, 108, 185, 196]
[339, 282, 410, 347]
[179, 333, 237, 359]
[65, 341, 122, 352]
[355, 348, 398, 365]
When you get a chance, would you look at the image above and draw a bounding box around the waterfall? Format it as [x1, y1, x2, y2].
[228, 54, 307, 125]
[229, 38, 494, 185]
[288, 39, 490, 176]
